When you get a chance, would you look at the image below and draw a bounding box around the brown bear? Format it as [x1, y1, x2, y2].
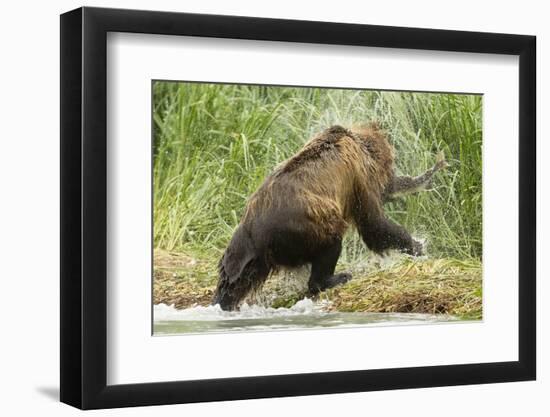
[212, 123, 446, 311]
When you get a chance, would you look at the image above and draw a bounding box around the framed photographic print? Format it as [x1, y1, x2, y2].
[60, 6, 536, 410]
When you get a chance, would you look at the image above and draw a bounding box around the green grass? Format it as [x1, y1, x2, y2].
[152, 82, 482, 263]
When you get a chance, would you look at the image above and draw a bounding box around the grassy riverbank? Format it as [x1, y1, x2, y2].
[153, 250, 482, 320]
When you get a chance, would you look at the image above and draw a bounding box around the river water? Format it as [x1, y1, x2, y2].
[153, 299, 456, 335]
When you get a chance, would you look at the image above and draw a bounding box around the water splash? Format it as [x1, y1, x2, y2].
[154, 298, 330, 322]
[153, 296, 457, 335]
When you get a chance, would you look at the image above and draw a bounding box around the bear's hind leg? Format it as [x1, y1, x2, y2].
[307, 240, 351, 296]
[214, 257, 271, 311]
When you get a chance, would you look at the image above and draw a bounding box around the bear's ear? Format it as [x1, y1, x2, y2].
[368, 121, 382, 131]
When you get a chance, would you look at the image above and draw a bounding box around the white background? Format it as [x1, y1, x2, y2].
[108, 34, 519, 384]
[0, 0, 546, 416]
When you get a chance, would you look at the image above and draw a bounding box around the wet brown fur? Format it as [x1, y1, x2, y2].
[242, 123, 394, 241]
[213, 123, 421, 311]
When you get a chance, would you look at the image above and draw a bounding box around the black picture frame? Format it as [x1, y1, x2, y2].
[60, 6, 536, 410]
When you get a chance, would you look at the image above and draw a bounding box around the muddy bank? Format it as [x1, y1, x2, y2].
[153, 250, 482, 320]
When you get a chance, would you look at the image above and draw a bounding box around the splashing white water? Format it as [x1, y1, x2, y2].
[154, 298, 331, 322]
[153, 301, 455, 335]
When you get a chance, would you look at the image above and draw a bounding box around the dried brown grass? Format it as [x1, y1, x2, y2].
[153, 250, 482, 319]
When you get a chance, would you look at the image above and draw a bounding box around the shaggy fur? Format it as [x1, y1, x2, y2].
[212, 123, 424, 311]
